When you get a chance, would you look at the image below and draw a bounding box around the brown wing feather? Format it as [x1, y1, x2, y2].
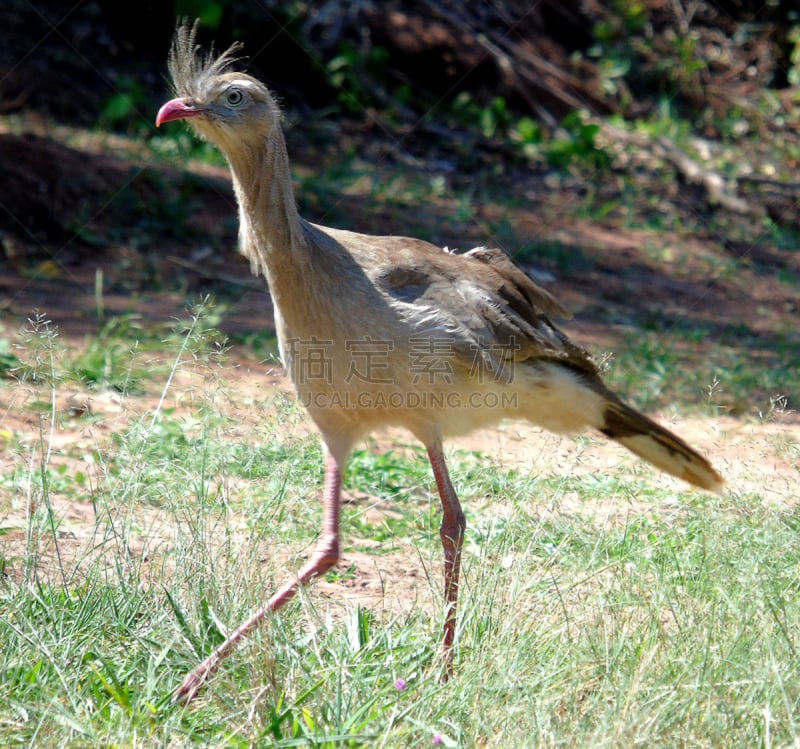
[465, 247, 571, 319]
[460, 247, 597, 375]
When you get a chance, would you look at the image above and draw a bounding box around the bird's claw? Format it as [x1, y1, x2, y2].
[172, 655, 219, 705]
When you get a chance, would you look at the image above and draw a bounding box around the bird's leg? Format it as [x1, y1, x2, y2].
[174, 453, 343, 704]
[426, 442, 466, 677]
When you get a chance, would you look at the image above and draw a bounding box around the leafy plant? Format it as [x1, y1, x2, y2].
[449, 92, 514, 139]
[173, 0, 225, 28]
[0, 337, 22, 378]
[326, 42, 391, 115]
[790, 26, 800, 86]
[545, 110, 609, 169]
[100, 76, 151, 133]
[66, 317, 147, 393]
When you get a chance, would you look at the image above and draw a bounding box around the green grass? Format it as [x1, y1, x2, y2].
[1, 310, 798, 747]
[604, 328, 800, 417]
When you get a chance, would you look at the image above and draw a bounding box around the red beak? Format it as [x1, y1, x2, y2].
[156, 98, 207, 127]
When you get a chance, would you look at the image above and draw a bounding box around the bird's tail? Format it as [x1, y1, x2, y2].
[598, 397, 724, 494]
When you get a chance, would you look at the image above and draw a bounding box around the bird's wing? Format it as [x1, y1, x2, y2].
[463, 247, 571, 320]
[370, 240, 598, 379]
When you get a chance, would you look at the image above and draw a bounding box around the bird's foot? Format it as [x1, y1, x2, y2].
[173, 653, 220, 704]
[439, 639, 455, 683]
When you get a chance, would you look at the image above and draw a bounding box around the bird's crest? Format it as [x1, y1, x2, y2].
[168, 20, 244, 100]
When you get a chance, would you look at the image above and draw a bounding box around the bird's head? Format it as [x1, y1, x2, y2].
[156, 22, 281, 150]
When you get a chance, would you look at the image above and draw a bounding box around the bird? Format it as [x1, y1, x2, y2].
[156, 21, 724, 703]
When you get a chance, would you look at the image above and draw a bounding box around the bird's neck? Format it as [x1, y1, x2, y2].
[225, 127, 307, 289]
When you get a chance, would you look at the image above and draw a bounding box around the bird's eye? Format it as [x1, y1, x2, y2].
[225, 88, 245, 107]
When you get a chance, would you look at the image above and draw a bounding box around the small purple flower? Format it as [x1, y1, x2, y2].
[432, 734, 443, 745]
[394, 678, 407, 691]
